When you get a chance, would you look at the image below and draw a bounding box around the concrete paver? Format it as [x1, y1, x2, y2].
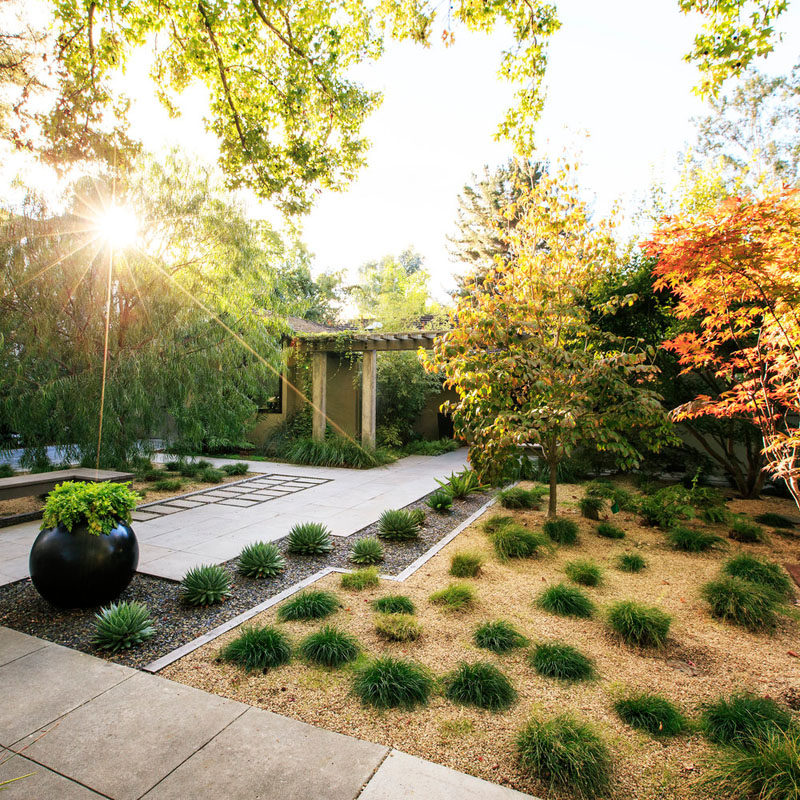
[0, 747, 104, 799]
[0, 626, 48, 667]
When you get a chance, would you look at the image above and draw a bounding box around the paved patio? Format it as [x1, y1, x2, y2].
[0, 627, 535, 799]
[0, 450, 468, 584]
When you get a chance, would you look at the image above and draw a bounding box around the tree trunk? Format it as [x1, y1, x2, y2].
[548, 459, 558, 518]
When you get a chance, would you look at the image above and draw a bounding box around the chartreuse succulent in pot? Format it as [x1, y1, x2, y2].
[237, 541, 286, 579]
[219, 625, 291, 672]
[180, 564, 232, 606]
[41, 480, 141, 535]
[287, 522, 333, 555]
[92, 601, 155, 652]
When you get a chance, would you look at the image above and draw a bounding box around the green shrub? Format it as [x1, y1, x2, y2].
[667, 525, 725, 553]
[219, 625, 291, 672]
[221, 462, 249, 476]
[287, 522, 334, 555]
[607, 600, 671, 647]
[497, 486, 547, 509]
[473, 620, 527, 654]
[449, 551, 484, 578]
[41, 480, 141, 536]
[164, 460, 182, 472]
[516, 714, 611, 799]
[689, 486, 726, 509]
[374, 612, 421, 641]
[349, 537, 384, 565]
[179, 462, 201, 478]
[536, 583, 594, 618]
[429, 582, 476, 612]
[437, 469, 486, 499]
[617, 552, 647, 573]
[530, 641, 596, 682]
[491, 524, 548, 560]
[199, 467, 225, 484]
[237, 541, 286, 578]
[614, 693, 686, 737]
[730, 516, 767, 543]
[92, 602, 155, 652]
[0, 464, 15, 478]
[340, 567, 380, 591]
[701, 505, 730, 524]
[596, 522, 625, 539]
[701, 693, 794, 749]
[701, 576, 780, 631]
[180, 564, 232, 606]
[353, 657, 433, 709]
[196, 459, 213, 469]
[377, 509, 421, 541]
[481, 514, 514, 534]
[299, 625, 360, 667]
[372, 594, 415, 615]
[723, 554, 795, 600]
[140, 468, 164, 481]
[585, 479, 616, 498]
[151, 478, 184, 492]
[402, 438, 460, 456]
[639, 485, 694, 528]
[426, 490, 453, 513]
[443, 661, 517, 711]
[754, 512, 795, 529]
[578, 495, 604, 520]
[284, 435, 394, 469]
[564, 558, 604, 587]
[277, 589, 340, 621]
[701, 727, 800, 800]
[543, 517, 579, 545]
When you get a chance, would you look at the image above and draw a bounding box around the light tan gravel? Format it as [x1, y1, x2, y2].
[162, 482, 800, 800]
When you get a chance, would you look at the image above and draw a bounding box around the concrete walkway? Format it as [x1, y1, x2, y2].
[0, 450, 468, 584]
[0, 627, 534, 800]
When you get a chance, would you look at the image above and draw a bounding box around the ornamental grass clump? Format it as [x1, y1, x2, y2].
[701, 727, 800, 800]
[564, 558, 604, 587]
[237, 541, 286, 578]
[723, 554, 795, 600]
[530, 641, 596, 682]
[578, 495, 604, 520]
[180, 564, 232, 606]
[377, 509, 421, 541]
[473, 620, 527, 654]
[497, 486, 547, 509]
[42, 480, 141, 536]
[199, 467, 225, 484]
[701, 693, 794, 749]
[287, 522, 334, 555]
[516, 713, 611, 800]
[481, 514, 514, 535]
[491, 524, 547, 561]
[374, 613, 422, 642]
[219, 625, 291, 672]
[340, 567, 380, 591]
[299, 626, 360, 667]
[430, 582, 476, 612]
[700, 505, 730, 524]
[152, 478, 184, 492]
[543, 517, 579, 545]
[372, 594, 415, 615]
[426, 490, 453, 513]
[616, 552, 647, 573]
[729, 515, 766, 543]
[614, 693, 686, 737]
[221, 462, 248, 476]
[701, 576, 780, 631]
[92, 602, 155, 652]
[353, 657, 433, 709]
[277, 589, 340, 621]
[667, 524, 725, 553]
[596, 522, 625, 539]
[754, 512, 795, 529]
[449, 551, 484, 578]
[349, 537, 384, 565]
[536, 583, 594, 618]
[607, 600, 671, 647]
[443, 661, 517, 711]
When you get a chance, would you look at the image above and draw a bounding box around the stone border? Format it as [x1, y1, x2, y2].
[143, 493, 498, 673]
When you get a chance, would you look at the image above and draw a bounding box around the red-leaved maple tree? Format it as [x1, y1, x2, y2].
[646, 188, 800, 508]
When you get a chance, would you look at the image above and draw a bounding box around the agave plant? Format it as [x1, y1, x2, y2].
[180, 564, 232, 606]
[92, 601, 155, 652]
[287, 522, 334, 555]
[237, 541, 286, 578]
[349, 537, 385, 565]
[378, 509, 421, 541]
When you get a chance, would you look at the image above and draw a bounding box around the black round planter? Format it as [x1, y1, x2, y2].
[29, 520, 139, 608]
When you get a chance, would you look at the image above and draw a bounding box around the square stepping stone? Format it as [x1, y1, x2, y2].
[131, 511, 161, 522]
[166, 499, 203, 509]
[218, 498, 257, 507]
[137, 504, 179, 515]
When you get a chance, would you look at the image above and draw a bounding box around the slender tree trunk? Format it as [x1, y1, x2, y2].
[548, 459, 558, 518]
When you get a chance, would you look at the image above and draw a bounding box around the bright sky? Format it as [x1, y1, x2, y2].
[6, 1, 800, 301]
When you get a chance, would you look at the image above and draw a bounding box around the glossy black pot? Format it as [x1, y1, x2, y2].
[29, 520, 139, 608]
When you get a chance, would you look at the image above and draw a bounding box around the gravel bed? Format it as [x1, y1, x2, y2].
[0, 490, 491, 669]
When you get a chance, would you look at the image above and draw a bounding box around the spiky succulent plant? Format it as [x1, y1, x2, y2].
[237, 541, 286, 578]
[180, 564, 232, 606]
[92, 601, 155, 652]
[287, 522, 334, 555]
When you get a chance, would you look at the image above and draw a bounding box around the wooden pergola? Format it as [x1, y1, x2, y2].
[293, 330, 448, 448]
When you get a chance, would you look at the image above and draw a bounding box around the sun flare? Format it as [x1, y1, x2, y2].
[96, 204, 139, 250]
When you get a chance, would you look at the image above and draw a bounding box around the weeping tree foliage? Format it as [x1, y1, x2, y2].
[0, 153, 317, 466]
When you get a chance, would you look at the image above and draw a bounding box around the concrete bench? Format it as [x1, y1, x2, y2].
[0, 469, 135, 501]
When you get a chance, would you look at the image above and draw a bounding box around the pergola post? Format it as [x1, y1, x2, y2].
[361, 349, 377, 449]
[311, 352, 327, 442]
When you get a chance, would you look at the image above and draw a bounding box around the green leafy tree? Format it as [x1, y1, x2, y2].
[426, 166, 673, 514]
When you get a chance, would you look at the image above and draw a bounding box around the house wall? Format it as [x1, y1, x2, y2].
[413, 387, 458, 440]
